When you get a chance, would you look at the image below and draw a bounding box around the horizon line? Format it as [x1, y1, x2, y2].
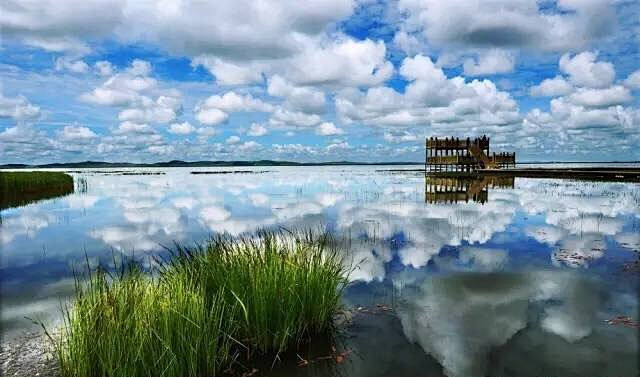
[2, 159, 640, 168]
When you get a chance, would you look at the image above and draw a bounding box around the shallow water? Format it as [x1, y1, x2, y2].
[1, 165, 639, 377]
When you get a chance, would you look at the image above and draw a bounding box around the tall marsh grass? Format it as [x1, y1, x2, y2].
[49, 231, 348, 377]
[0, 171, 74, 210]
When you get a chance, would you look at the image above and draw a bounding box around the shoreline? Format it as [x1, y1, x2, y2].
[0, 331, 57, 377]
[2, 161, 638, 170]
[476, 167, 640, 182]
[376, 167, 640, 182]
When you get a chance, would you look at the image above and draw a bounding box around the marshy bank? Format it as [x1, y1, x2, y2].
[0, 171, 74, 210]
[44, 231, 348, 377]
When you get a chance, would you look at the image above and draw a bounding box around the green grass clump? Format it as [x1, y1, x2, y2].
[50, 231, 347, 377]
[0, 171, 74, 210]
[165, 231, 347, 354]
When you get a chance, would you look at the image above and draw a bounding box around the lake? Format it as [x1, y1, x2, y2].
[1, 165, 639, 377]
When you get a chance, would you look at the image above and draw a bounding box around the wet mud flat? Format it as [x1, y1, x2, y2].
[190, 170, 270, 174]
[0, 332, 57, 377]
[64, 170, 166, 175]
[0, 305, 394, 377]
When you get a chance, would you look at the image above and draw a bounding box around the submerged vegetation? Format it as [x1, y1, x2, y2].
[48, 231, 348, 377]
[0, 171, 74, 210]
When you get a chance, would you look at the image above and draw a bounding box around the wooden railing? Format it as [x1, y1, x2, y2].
[425, 135, 515, 172]
[426, 156, 477, 165]
[426, 136, 490, 150]
[489, 152, 516, 167]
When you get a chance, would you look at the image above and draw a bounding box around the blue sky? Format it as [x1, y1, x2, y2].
[1, 0, 639, 163]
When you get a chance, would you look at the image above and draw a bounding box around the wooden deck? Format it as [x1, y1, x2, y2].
[425, 136, 515, 172]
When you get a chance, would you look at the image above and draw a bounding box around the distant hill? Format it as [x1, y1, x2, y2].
[2, 160, 637, 169]
[0, 160, 424, 169]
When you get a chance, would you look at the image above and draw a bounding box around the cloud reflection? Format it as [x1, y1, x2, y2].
[3, 170, 637, 279]
[396, 271, 600, 377]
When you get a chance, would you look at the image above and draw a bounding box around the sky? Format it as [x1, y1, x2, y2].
[0, 0, 639, 164]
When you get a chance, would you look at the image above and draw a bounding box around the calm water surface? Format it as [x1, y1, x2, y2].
[1, 166, 639, 377]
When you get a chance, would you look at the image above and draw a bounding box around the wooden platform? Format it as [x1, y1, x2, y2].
[425, 136, 515, 172]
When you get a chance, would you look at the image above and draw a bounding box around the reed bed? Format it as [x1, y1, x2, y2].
[0, 171, 74, 210]
[48, 231, 348, 377]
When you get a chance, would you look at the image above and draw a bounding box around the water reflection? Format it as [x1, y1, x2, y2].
[0, 173, 75, 211]
[0, 166, 638, 376]
[425, 174, 515, 204]
[395, 270, 637, 377]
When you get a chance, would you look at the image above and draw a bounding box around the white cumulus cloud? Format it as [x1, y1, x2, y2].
[168, 122, 195, 135]
[315, 122, 344, 136]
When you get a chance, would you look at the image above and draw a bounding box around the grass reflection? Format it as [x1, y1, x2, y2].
[1, 171, 74, 210]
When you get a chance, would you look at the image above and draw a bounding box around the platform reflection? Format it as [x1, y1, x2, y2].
[425, 175, 515, 204]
